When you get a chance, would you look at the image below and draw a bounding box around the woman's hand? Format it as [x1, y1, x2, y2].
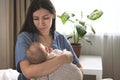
[63, 51, 73, 63]
[76, 62, 84, 80]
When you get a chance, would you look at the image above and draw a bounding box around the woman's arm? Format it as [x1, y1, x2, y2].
[20, 53, 72, 79]
[76, 62, 84, 80]
[76, 62, 82, 68]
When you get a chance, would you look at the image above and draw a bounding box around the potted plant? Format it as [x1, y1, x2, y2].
[57, 9, 103, 58]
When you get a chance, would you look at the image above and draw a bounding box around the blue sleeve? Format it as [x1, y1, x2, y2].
[15, 32, 33, 72]
[64, 36, 79, 64]
[58, 34, 79, 64]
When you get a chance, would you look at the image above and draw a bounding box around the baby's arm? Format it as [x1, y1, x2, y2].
[47, 49, 73, 62]
[47, 49, 66, 59]
[46, 49, 61, 60]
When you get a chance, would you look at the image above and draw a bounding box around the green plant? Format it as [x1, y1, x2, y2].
[57, 9, 103, 45]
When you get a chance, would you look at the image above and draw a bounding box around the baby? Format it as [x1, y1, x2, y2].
[26, 42, 82, 80]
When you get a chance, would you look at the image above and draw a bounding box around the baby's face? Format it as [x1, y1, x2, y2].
[39, 43, 55, 58]
[39, 43, 50, 55]
[39, 43, 46, 52]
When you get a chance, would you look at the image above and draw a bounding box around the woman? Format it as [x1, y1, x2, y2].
[15, 0, 83, 80]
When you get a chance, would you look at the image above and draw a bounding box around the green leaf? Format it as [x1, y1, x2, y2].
[79, 21, 85, 26]
[91, 26, 96, 34]
[84, 38, 92, 45]
[67, 36, 72, 40]
[76, 25, 87, 38]
[58, 12, 70, 24]
[87, 9, 103, 20]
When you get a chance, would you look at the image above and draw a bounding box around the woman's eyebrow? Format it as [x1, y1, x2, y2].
[44, 14, 51, 17]
[33, 14, 50, 18]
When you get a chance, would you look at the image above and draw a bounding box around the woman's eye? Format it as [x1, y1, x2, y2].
[43, 17, 49, 20]
[33, 18, 39, 20]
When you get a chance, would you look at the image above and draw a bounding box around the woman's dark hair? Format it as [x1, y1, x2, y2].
[20, 0, 56, 35]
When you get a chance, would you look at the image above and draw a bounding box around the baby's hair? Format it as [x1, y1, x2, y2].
[26, 42, 47, 64]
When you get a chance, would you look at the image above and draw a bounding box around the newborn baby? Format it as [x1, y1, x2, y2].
[26, 42, 83, 80]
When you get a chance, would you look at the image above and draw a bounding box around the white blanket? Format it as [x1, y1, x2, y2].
[0, 69, 19, 80]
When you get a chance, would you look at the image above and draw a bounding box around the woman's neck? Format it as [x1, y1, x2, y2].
[40, 31, 51, 36]
[39, 33, 53, 47]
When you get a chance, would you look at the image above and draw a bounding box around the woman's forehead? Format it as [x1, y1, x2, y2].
[33, 8, 51, 16]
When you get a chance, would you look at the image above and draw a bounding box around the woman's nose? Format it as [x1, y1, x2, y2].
[38, 19, 45, 27]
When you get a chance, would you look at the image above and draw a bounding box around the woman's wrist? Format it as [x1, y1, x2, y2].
[61, 52, 73, 63]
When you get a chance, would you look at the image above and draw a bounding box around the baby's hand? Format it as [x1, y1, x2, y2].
[45, 47, 53, 53]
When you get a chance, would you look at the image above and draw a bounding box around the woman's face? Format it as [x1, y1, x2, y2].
[33, 8, 54, 34]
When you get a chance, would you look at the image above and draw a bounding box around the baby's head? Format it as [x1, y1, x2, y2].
[26, 42, 48, 64]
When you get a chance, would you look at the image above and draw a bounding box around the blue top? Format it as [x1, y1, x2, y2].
[15, 31, 79, 80]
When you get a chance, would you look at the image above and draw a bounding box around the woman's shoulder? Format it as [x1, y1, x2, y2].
[18, 32, 32, 36]
[17, 32, 38, 41]
[18, 32, 37, 38]
[54, 31, 68, 42]
[55, 31, 66, 38]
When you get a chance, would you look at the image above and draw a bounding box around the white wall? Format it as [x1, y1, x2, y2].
[51, 0, 120, 34]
